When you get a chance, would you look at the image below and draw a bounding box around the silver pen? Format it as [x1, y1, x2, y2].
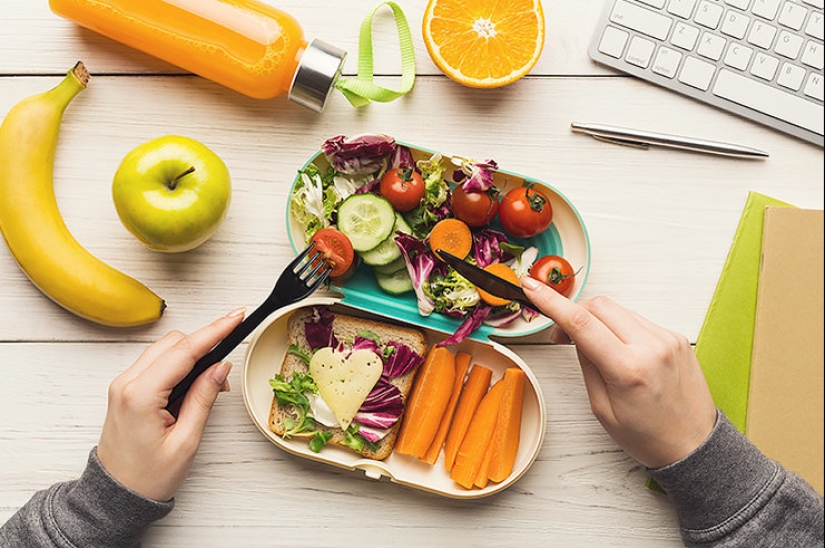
[570, 122, 769, 159]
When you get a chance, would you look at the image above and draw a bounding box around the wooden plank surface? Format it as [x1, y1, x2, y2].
[1, 0, 822, 546]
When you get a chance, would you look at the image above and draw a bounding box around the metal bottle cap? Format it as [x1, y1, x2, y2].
[288, 39, 347, 113]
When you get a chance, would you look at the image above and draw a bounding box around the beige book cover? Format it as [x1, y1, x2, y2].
[746, 206, 824, 495]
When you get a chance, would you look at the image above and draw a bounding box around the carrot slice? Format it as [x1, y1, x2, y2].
[422, 351, 472, 464]
[450, 379, 505, 489]
[474, 441, 494, 489]
[443, 364, 493, 471]
[476, 263, 521, 307]
[394, 346, 456, 458]
[429, 218, 472, 261]
[488, 368, 527, 483]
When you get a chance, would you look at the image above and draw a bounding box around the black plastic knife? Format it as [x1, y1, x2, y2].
[436, 249, 533, 309]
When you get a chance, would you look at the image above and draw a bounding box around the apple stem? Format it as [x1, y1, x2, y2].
[169, 166, 196, 190]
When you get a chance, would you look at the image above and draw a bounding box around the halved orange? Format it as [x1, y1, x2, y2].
[422, 0, 545, 88]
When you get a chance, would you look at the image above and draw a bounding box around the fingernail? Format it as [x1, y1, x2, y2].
[226, 307, 246, 319]
[212, 361, 233, 385]
[520, 276, 542, 291]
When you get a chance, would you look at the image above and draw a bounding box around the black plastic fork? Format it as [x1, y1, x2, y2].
[166, 242, 331, 414]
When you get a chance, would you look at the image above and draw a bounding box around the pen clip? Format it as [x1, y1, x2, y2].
[590, 133, 649, 150]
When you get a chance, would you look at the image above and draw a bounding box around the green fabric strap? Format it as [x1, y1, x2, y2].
[335, 1, 416, 107]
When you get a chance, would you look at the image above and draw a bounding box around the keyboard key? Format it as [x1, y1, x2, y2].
[627, 35, 657, 67]
[778, 2, 808, 29]
[726, 0, 752, 9]
[638, 0, 668, 8]
[714, 68, 825, 134]
[698, 31, 728, 59]
[748, 20, 779, 47]
[777, 61, 807, 89]
[806, 11, 824, 39]
[801, 40, 824, 68]
[753, 0, 782, 19]
[696, 1, 725, 27]
[775, 29, 805, 57]
[725, 42, 755, 68]
[610, 0, 673, 40]
[671, 21, 702, 48]
[804, 71, 824, 100]
[679, 55, 717, 88]
[653, 45, 684, 76]
[751, 51, 781, 78]
[668, 0, 698, 19]
[722, 10, 752, 38]
[598, 26, 630, 58]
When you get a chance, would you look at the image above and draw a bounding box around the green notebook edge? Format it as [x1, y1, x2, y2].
[646, 191, 793, 493]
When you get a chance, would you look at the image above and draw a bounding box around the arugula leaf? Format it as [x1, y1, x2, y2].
[309, 432, 334, 453]
[270, 372, 319, 438]
[288, 343, 312, 366]
[341, 424, 380, 453]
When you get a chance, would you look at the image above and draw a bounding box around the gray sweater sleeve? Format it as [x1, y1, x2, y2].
[649, 410, 824, 547]
[0, 447, 174, 548]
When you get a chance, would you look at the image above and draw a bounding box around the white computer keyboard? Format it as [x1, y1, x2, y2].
[589, 0, 824, 146]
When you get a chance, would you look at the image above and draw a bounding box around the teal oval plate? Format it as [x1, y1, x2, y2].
[286, 139, 590, 342]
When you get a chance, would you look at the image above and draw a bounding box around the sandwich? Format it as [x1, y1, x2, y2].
[268, 306, 428, 460]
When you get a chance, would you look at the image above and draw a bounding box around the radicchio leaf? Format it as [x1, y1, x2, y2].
[304, 307, 339, 351]
[438, 304, 492, 347]
[395, 232, 438, 316]
[460, 159, 498, 192]
[351, 335, 382, 355]
[322, 134, 395, 175]
[353, 378, 404, 430]
[389, 144, 415, 170]
[383, 342, 425, 378]
[472, 229, 509, 268]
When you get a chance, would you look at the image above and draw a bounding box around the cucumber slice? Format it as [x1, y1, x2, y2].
[375, 268, 414, 295]
[360, 213, 412, 266]
[337, 194, 396, 252]
[372, 256, 407, 275]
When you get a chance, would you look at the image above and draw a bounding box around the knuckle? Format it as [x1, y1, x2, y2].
[567, 306, 593, 333]
[584, 295, 613, 313]
[172, 336, 199, 361]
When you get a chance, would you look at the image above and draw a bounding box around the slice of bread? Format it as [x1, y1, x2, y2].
[269, 306, 428, 460]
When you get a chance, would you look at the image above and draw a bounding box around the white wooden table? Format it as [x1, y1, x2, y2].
[1, 1, 822, 546]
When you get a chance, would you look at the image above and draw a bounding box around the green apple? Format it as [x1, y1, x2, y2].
[112, 135, 231, 253]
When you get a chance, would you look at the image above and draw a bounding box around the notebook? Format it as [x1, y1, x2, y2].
[694, 191, 792, 433]
[746, 206, 824, 495]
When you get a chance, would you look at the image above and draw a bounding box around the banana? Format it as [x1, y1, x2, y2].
[0, 62, 165, 327]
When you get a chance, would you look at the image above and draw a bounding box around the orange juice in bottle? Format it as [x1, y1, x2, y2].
[49, 0, 346, 110]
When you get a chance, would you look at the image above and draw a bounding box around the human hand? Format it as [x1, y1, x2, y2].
[97, 308, 246, 501]
[520, 277, 717, 469]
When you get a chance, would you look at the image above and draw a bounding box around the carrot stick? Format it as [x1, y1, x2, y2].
[487, 368, 527, 483]
[429, 218, 472, 261]
[450, 379, 504, 489]
[394, 345, 456, 458]
[474, 440, 494, 489]
[421, 351, 472, 464]
[443, 364, 493, 471]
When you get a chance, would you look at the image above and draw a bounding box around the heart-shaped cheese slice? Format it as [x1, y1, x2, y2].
[309, 347, 383, 430]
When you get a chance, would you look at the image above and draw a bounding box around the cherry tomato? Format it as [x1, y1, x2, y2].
[498, 185, 553, 238]
[451, 185, 500, 227]
[380, 167, 426, 212]
[529, 255, 576, 297]
[309, 228, 355, 278]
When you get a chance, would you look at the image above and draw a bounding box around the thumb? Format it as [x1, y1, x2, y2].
[174, 361, 233, 444]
